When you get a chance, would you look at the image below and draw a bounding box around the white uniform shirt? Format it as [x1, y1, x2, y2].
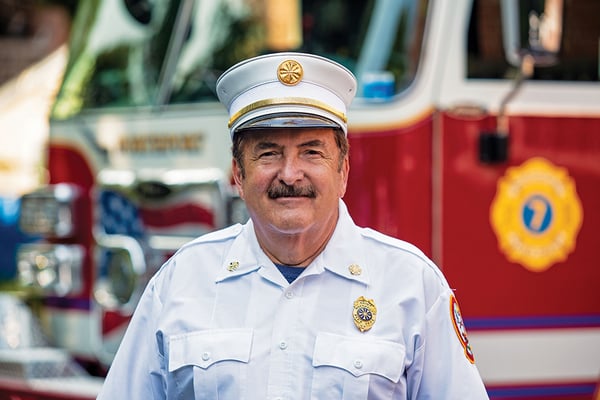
[98, 201, 488, 399]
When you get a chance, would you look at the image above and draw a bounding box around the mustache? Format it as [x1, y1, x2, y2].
[268, 183, 317, 199]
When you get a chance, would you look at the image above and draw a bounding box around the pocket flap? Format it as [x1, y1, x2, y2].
[312, 332, 405, 383]
[168, 328, 253, 372]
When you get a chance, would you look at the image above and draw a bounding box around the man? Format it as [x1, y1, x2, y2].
[98, 52, 489, 399]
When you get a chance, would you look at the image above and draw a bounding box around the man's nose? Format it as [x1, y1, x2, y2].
[277, 155, 304, 185]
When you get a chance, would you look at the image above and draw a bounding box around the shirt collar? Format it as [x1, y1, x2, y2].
[216, 200, 369, 286]
[314, 200, 370, 286]
[215, 218, 264, 283]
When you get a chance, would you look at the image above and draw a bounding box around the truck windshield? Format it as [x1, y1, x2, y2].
[52, 0, 428, 119]
[468, 0, 600, 81]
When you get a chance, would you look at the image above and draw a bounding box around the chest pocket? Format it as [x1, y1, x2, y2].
[311, 332, 405, 400]
[168, 328, 253, 400]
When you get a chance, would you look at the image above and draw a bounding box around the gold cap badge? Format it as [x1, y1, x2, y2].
[353, 296, 377, 332]
[277, 59, 303, 86]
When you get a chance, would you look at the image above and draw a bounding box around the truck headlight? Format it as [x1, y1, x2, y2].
[16, 244, 84, 296]
[19, 184, 80, 238]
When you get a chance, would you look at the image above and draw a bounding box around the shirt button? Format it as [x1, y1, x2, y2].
[201, 352, 211, 361]
[285, 291, 294, 299]
[354, 360, 363, 369]
[279, 341, 288, 350]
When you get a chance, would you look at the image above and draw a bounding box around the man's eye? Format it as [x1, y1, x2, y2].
[305, 149, 323, 156]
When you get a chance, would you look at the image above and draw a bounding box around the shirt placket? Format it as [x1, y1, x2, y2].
[266, 278, 304, 400]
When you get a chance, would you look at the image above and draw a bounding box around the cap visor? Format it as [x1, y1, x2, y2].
[235, 113, 340, 132]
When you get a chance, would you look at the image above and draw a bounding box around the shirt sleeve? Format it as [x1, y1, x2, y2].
[409, 290, 489, 399]
[97, 273, 166, 400]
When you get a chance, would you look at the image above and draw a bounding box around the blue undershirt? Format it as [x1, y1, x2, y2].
[275, 264, 306, 283]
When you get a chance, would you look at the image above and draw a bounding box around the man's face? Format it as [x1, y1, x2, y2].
[232, 128, 349, 237]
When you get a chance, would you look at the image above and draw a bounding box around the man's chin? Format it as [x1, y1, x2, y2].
[269, 209, 312, 233]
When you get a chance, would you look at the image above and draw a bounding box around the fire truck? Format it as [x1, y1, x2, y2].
[2, 0, 599, 398]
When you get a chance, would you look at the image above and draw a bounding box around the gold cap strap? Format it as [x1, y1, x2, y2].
[228, 97, 347, 128]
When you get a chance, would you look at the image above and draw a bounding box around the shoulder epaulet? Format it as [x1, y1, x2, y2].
[359, 227, 448, 284]
[150, 224, 245, 291]
[160, 224, 243, 266]
[180, 224, 244, 250]
[360, 227, 427, 258]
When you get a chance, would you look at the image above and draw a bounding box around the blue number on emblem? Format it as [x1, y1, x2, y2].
[522, 195, 553, 233]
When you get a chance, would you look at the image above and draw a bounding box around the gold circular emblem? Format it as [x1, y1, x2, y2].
[490, 157, 583, 272]
[277, 60, 303, 86]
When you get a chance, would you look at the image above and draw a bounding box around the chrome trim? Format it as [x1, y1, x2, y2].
[93, 233, 146, 313]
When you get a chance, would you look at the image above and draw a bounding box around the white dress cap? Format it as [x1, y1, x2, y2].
[216, 52, 357, 137]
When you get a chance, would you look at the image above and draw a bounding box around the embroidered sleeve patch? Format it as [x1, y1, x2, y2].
[450, 294, 475, 364]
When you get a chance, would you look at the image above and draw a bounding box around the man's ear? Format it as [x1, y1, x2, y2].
[339, 155, 350, 198]
[232, 158, 244, 199]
